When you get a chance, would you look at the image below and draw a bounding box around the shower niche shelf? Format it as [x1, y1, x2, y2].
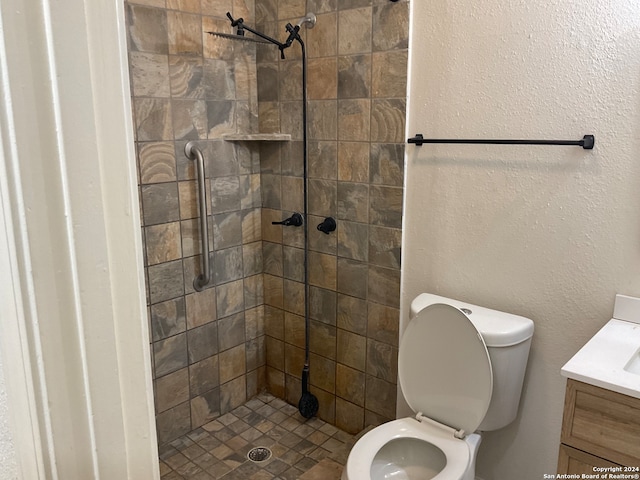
[222, 133, 291, 142]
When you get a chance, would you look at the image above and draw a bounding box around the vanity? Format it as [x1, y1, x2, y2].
[558, 295, 640, 474]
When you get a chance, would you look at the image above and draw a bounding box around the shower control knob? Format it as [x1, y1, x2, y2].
[317, 217, 336, 234]
[272, 212, 303, 227]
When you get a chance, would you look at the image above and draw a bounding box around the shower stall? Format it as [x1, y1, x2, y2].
[126, 0, 409, 450]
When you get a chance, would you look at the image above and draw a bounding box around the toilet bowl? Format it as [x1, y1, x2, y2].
[343, 417, 482, 480]
[342, 294, 534, 480]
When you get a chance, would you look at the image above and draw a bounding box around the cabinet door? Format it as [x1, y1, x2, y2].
[558, 444, 622, 474]
[561, 379, 640, 466]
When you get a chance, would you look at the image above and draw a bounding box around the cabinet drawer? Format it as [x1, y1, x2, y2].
[561, 379, 640, 466]
[558, 444, 622, 474]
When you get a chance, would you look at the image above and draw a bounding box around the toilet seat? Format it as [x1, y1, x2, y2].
[399, 303, 493, 435]
[343, 417, 471, 480]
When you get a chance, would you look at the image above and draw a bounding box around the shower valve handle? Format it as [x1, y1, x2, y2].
[317, 217, 336, 234]
[272, 213, 303, 227]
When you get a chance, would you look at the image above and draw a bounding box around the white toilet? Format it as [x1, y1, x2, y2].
[342, 293, 534, 480]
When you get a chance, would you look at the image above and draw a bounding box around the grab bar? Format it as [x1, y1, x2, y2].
[184, 141, 211, 291]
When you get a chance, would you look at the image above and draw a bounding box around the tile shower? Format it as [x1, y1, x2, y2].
[125, 0, 409, 466]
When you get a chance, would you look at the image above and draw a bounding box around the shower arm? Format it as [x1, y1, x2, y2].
[224, 12, 308, 60]
[225, 12, 292, 58]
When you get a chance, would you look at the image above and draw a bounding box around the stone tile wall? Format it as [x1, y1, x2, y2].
[126, 0, 267, 445]
[255, 0, 409, 434]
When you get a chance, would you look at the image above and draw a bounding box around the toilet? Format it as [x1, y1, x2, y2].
[342, 293, 534, 480]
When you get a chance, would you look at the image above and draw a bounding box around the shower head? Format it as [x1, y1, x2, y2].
[206, 31, 273, 44]
[296, 13, 317, 29]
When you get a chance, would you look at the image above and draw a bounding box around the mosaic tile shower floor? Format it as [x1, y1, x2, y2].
[158, 392, 358, 479]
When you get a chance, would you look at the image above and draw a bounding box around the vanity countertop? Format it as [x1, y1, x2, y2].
[561, 295, 640, 400]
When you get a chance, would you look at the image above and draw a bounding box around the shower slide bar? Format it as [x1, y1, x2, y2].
[184, 141, 211, 292]
[407, 134, 595, 149]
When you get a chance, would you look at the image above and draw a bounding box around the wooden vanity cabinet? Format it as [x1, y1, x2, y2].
[558, 379, 640, 474]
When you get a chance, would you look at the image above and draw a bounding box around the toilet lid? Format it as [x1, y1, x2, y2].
[399, 303, 493, 435]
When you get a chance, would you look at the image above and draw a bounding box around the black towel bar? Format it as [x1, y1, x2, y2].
[407, 134, 595, 150]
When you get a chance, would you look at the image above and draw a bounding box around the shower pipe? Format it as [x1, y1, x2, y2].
[209, 13, 320, 419]
[184, 141, 212, 292]
[408, 133, 595, 149]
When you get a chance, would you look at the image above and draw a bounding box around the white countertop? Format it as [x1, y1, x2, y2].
[562, 296, 640, 400]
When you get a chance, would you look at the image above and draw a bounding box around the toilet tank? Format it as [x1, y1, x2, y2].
[410, 294, 534, 431]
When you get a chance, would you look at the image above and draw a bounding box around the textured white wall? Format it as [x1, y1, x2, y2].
[0, 344, 17, 479]
[402, 1, 640, 479]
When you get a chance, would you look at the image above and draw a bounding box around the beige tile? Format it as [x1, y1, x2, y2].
[169, 56, 205, 99]
[308, 251, 337, 290]
[337, 182, 368, 223]
[284, 312, 305, 348]
[308, 57, 337, 100]
[130, 52, 170, 97]
[127, 4, 169, 54]
[189, 355, 219, 396]
[366, 338, 397, 383]
[372, 50, 408, 98]
[219, 344, 246, 383]
[338, 7, 372, 55]
[283, 279, 305, 316]
[307, 12, 337, 58]
[336, 363, 365, 407]
[266, 336, 284, 370]
[156, 401, 191, 444]
[337, 54, 371, 99]
[367, 265, 400, 308]
[335, 398, 364, 435]
[338, 99, 370, 142]
[366, 301, 399, 346]
[261, 209, 284, 244]
[145, 222, 182, 265]
[202, 16, 235, 60]
[337, 142, 368, 182]
[365, 374, 396, 418]
[371, 98, 406, 143]
[167, 0, 201, 13]
[308, 100, 338, 141]
[309, 286, 337, 326]
[336, 329, 366, 372]
[134, 98, 173, 141]
[372, 2, 409, 52]
[258, 101, 280, 133]
[220, 375, 247, 413]
[168, 11, 203, 55]
[264, 305, 284, 339]
[138, 142, 177, 184]
[156, 368, 190, 412]
[186, 288, 217, 329]
[369, 185, 402, 228]
[309, 353, 335, 393]
[278, 0, 305, 19]
[308, 141, 338, 180]
[267, 366, 285, 398]
[242, 209, 262, 244]
[201, 0, 233, 17]
[191, 388, 221, 428]
[309, 320, 337, 360]
[284, 343, 305, 378]
[336, 258, 367, 299]
[216, 279, 245, 317]
[279, 60, 302, 101]
[151, 297, 187, 341]
[336, 294, 367, 335]
[263, 274, 284, 309]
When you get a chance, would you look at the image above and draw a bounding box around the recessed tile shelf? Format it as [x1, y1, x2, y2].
[221, 133, 292, 142]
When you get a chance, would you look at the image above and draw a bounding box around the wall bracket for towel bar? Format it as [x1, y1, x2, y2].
[407, 134, 595, 150]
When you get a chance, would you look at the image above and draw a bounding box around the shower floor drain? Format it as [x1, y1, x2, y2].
[247, 447, 272, 463]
